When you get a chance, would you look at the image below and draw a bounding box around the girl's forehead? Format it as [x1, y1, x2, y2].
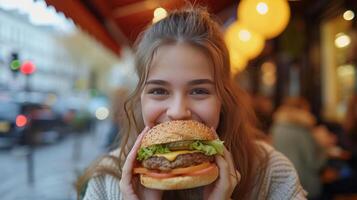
[148, 43, 214, 78]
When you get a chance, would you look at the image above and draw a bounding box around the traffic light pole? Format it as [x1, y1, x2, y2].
[24, 74, 35, 185]
[26, 146, 34, 185]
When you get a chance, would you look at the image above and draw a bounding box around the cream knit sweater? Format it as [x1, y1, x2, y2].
[83, 142, 307, 200]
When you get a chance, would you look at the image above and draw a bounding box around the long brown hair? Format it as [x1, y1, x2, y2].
[77, 7, 268, 200]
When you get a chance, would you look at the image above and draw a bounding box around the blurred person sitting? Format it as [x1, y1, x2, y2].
[343, 94, 357, 170]
[271, 97, 336, 200]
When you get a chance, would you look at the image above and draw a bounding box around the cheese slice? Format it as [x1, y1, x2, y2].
[154, 150, 200, 161]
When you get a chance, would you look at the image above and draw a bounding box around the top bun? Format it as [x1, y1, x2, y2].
[140, 120, 217, 148]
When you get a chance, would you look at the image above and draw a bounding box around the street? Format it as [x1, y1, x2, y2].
[0, 132, 104, 200]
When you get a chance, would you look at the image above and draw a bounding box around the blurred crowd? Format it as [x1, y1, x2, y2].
[251, 94, 357, 200]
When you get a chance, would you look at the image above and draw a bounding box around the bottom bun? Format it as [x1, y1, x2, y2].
[140, 164, 219, 190]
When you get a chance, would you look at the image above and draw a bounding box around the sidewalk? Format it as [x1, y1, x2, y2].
[0, 132, 104, 200]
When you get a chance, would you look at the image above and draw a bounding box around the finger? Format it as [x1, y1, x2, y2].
[215, 155, 230, 181]
[121, 126, 150, 182]
[123, 126, 150, 170]
[223, 147, 239, 185]
[210, 127, 220, 139]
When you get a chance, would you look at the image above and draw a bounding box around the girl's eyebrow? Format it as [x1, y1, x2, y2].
[145, 80, 169, 85]
[188, 79, 214, 85]
[145, 79, 214, 85]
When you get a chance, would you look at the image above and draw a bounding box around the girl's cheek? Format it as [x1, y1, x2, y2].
[142, 102, 164, 126]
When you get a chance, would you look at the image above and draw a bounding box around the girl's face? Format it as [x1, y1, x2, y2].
[141, 43, 221, 129]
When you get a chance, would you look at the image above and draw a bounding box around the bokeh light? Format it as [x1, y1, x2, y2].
[225, 21, 265, 59]
[335, 33, 351, 48]
[16, 115, 27, 127]
[10, 60, 21, 71]
[238, 0, 290, 38]
[343, 10, 355, 21]
[153, 7, 167, 23]
[20, 61, 36, 75]
[95, 106, 109, 120]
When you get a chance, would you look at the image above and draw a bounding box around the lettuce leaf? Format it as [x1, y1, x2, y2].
[190, 139, 224, 156]
[206, 139, 224, 155]
[137, 145, 171, 161]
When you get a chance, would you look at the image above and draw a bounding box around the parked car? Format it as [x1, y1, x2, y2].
[0, 100, 27, 148]
[0, 100, 66, 148]
[24, 103, 65, 144]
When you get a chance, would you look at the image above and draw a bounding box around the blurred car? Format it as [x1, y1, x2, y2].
[0, 100, 27, 148]
[0, 100, 66, 148]
[25, 103, 65, 144]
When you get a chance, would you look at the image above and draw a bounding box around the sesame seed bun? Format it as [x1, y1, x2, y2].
[140, 164, 219, 190]
[140, 120, 217, 148]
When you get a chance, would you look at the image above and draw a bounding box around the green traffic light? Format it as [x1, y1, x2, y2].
[10, 60, 21, 70]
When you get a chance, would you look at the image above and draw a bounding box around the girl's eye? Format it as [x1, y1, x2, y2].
[190, 88, 210, 95]
[147, 88, 169, 95]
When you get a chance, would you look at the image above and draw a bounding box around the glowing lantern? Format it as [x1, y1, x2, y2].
[20, 61, 36, 75]
[228, 47, 248, 74]
[225, 21, 265, 59]
[238, 0, 290, 39]
[153, 7, 167, 23]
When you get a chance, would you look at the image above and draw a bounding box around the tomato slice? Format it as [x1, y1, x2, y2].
[133, 162, 216, 179]
[144, 171, 175, 179]
[134, 167, 175, 179]
[133, 167, 151, 174]
[186, 164, 218, 176]
[170, 162, 211, 175]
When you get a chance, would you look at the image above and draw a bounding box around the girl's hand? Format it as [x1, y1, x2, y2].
[119, 127, 163, 200]
[203, 140, 240, 200]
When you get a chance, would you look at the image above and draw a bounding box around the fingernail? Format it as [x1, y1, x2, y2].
[141, 126, 150, 135]
[210, 127, 219, 138]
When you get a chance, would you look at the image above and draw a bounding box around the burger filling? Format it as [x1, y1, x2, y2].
[137, 140, 224, 172]
[142, 152, 215, 171]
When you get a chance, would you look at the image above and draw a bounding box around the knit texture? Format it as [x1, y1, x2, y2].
[83, 142, 307, 200]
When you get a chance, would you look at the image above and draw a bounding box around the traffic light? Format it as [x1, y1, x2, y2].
[9, 52, 21, 73]
[20, 61, 36, 75]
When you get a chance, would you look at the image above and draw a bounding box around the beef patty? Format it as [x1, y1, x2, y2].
[142, 152, 214, 171]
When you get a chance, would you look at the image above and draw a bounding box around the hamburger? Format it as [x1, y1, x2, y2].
[134, 120, 224, 190]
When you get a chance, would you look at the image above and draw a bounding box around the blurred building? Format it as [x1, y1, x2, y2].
[0, 8, 87, 94]
[0, 2, 134, 115]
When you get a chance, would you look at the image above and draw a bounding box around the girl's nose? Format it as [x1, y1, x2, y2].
[167, 96, 192, 120]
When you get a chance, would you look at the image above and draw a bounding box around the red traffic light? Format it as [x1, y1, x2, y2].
[16, 114, 28, 127]
[20, 61, 36, 75]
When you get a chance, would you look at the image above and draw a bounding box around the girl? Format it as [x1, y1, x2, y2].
[78, 7, 306, 200]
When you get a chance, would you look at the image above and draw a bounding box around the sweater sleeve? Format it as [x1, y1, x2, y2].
[83, 175, 123, 200]
[266, 148, 307, 200]
[255, 142, 307, 200]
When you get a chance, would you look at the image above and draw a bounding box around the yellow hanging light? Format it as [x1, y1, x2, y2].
[238, 0, 290, 39]
[226, 44, 248, 74]
[153, 7, 168, 23]
[225, 21, 265, 59]
[230, 49, 248, 74]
